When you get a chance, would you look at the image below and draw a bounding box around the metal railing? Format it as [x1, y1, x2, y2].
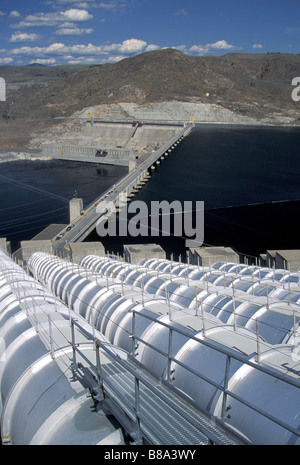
[69, 317, 243, 445]
[25, 252, 300, 444]
[129, 308, 300, 439]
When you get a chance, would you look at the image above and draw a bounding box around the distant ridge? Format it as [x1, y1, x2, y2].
[0, 48, 299, 146]
[2, 48, 299, 119]
[27, 63, 47, 67]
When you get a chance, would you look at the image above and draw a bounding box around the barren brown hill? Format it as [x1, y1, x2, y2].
[1, 48, 300, 146]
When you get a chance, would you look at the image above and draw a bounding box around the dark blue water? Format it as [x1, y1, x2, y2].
[1, 124, 300, 257]
[0, 159, 127, 250]
[94, 124, 300, 258]
[133, 124, 300, 209]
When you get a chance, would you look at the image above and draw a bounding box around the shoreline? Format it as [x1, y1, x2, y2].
[0, 149, 50, 164]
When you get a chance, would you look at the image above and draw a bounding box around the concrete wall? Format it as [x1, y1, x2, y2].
[69, 242, 105, 264]
[41, 121, 180, 166]
[188, 246, 239, 267]
[21, 240, 53, 264]
[43, 144, 136, 166]
[266, 250, 300, 271]
[0, 238, 11, 255]
[70, 198, 83, 223]
[124, 244, 165, 264]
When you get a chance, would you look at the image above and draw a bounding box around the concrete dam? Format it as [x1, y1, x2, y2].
[42, 119, 184, 167]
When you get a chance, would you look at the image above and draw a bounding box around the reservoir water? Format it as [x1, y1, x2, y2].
[1, 124, 300, 258]
[126, 124, 300, 258]
[0, 159, 127, 251]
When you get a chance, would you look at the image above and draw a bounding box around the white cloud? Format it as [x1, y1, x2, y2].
[10, 9, 93, 28]
[65, 55, 95, 64]
[10, 32, 40, 42]
[65, 54, 125, 65]
[52, 0, 123, 9]
[63, 8, 93, 21]
[190, 40, 242, 55]
[98, 2, 122, 9]
[0, 11, 5, 16]
[56, 26, 93, 35]
[29, 58, 56, 65]
[208, 40, 240, 50]
[0, 57, 13, 64]
[107, 55, 126, 62]
[73, 2, 91, 7]
[145, 44, 161, 52]
[64, 55, 123, 65]
[253, 44, 263, 49]
[118, 38, 147, 53]
[172, 45, 188, 53]
[175, 9, 188, 16]
[190, 45, 205, 54]
[9, 38, 147, 58]
[58, 21, 77, 27]
[56, 0, 95, 3]
[9, 10, 21, 18]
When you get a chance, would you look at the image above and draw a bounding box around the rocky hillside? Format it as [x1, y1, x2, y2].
[1, 49, 300, 147]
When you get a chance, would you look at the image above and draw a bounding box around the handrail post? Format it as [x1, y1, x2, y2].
[33, 300, 39, 333]
[94, 339, 104, 400]
[195, 287, 198, 316]
[221, 355, 231, 422]
[48, 314, 55, 360]
[200, 300, 206, 337]
[132, 309, 136, 356]
[71, 317, 77, 367]
[134, 377, 142, 444]
[256, 319, 260, 363]
[167, 327, 173, 382]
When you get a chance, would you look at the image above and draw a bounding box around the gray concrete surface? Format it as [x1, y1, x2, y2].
[69, 242, 105, 264]
[0, 238, 11, 255]
[21, 239, 53, 263]
[124, 244, 165, 264]
[188, 246, 239, 266]
[265, 249, 300, 271]
[41, 120, 180, 166]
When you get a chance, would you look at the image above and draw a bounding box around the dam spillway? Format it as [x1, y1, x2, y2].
[42, 119, 186, 167]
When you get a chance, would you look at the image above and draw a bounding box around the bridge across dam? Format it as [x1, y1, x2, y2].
[52, 122, 194, 255]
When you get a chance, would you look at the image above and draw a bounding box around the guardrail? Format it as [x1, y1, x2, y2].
[129, 308, 300, 439]
[69, 317, 244, 445]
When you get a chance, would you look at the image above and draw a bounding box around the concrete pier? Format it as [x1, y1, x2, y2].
[69, 198, 83, 223]
[188, 246, 239, 267]
[124, 244, 165, 263]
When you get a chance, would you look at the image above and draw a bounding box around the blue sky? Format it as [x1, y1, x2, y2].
[0, 0, 299, 65]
